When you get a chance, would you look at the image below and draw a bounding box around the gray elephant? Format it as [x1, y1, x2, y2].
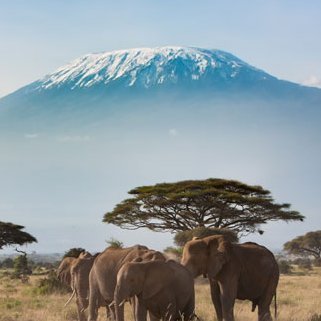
[181, 235, 279, 321]
[57, 256, 77, 288]
[57, 252, 106, 321]
[114, 260, 195, 321]
[88, 245, 166, 321]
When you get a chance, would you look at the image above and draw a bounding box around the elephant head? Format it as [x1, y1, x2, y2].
[114, 261, 169, 321]
[181, 235, 232, 279]
[57, 256, 77, 287]
[114, 262, 144, 321]
[138, 249, 166, 262]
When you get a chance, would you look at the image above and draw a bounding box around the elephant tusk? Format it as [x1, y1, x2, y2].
[119, 300, 126, 307]
[64, 289, 76, 307]
[110, 299, 126, 308]
[109, 301, 115, 308]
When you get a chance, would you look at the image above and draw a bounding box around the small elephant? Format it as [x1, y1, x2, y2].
[114, 260, 195, 321]
[181, 235, 279, 321]
[57, 252, 106, 321]
[57, 256, 77, 288]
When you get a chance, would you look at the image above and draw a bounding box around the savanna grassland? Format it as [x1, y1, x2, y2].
[1, 268, 321, 321]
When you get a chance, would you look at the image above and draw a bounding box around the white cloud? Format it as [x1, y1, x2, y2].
[57, 135, 91, 143]
[302, 75, 321, 88]
[24, 133, 39, 139]
[169, 128, 178, 136]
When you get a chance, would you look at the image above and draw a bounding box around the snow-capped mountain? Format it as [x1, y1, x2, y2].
[1, 46, 320, 133]
[32, 46, 273, 91]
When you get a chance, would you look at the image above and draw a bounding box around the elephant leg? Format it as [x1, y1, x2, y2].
[182, 296, 196, 321]
[258, 306, 272, 321]
[109, 303, 119, 321]
[209, 279, 223, 321]
[76, 298, 86, 321]
[219, 282, 236, 321]
[257, 294, 274, 321]
[135, 297, 148, 321]
[87, 285, 99, 321]
[258, 278, 277, 321]
[105, 305, 112, 321]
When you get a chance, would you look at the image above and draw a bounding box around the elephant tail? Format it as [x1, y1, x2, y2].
[274, 291, 277, 319]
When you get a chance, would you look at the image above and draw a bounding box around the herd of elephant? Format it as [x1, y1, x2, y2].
[56, 235, 279, 321]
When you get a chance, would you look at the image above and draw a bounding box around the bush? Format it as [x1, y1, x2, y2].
[278, 260, 293, 274]
[293, 258, 312, 270]
[34, 270, 70, 295]
[164, 246, 183, 258]
[63, 248, 86, 258]
[106, 238, 123, 249]
[13, 255, 31, 278]
[0, 258, 14, 269]
[313, 258, 321, 267]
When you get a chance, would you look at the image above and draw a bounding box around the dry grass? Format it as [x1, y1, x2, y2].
[0, 268, 321, 321]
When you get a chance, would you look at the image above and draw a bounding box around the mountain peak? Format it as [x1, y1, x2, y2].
[33, 46, 271, 91]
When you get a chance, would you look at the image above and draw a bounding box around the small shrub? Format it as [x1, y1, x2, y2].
[278, 260, 293, 274]
[164, 246, 183, 258]
[294, 258, 312, 270]
[63, 248, 86, 258]
[106, 238, 123, 249]
[0, 297, 22, 310]
[34, 270, 70, 295]
[13, 255, 32, 278]
[0, 258, 14, 268]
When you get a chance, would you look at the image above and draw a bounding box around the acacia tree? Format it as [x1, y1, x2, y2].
[284, 231, 321, 258]
[0, 221, 37, 250]
[103, 178, 304, 236]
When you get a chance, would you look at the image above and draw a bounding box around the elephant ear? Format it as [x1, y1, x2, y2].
[142, 263, 172, 300]
[206, 236, 232, 280]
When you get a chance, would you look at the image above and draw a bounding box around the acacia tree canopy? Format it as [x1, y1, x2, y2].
[0, 221, 37, 250]
[284, 231, 321, 258]
[103, 178, 304, 236]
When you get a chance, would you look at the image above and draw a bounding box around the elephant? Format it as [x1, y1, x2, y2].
[181, 235, 279, 321]
[57, 256, 77, 287]
[88, 245, 166, 321]
[114, 260, 195, 321]
[57, 252, 106, 321]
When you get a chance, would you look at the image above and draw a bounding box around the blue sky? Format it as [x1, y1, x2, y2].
[1, 0, 321, 97]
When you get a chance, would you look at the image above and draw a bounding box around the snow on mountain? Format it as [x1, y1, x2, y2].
[34, 46, 272, 91]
